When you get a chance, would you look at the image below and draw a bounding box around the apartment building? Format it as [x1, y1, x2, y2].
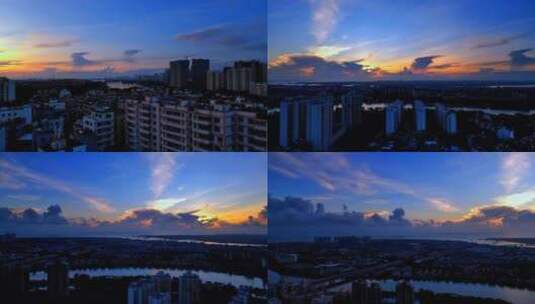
[125, 97, 266, 152]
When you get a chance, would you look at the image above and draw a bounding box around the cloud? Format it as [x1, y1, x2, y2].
[0, 60, 22, 67]
[0, 171, 27, 190]
[174, 23, 266, 52]
[149, 153, 179, 199]
[500, 153, 531, 192]
[473, 34, 525, 49]
[0, 204, 67, 225]
[509, 48, 535, 68]
[309, 0, 340, 44]
[269, 196, 535, 241]
[427, 198, 459, 213]
[71, 52, 99, 67]
[7, 194, 40, 201]
[34, 39, 77, 48]
[269, 53, 378, 82]
[494, 189, 535, 210]
[269, 153, 455, 213]
[0, 204, 266, 236]
[124, 49, 142, 63]
[0, 159, 115, 213]
[411, 55, 442, 70]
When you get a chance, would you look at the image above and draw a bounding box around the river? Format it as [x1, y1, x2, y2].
[330, 279, 535, 304]
[31, 267, 265, 289]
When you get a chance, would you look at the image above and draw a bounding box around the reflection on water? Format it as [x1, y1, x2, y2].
[106, 82, 142, 90]
[362, 103, 535, 116]
[330, 279, 535, 304]
[272, 270, 535, 304]
[31, 267, 265, 289]
[126, 236, 266, 248]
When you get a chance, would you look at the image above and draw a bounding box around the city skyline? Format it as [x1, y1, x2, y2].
[269, 0, 535, 82]
[0, 153, 267, 236]
[0, 0, 266, 79]
[269, 152, 535, 240]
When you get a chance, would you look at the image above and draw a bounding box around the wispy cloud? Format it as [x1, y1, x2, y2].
[309, 0, 340, 44]
[0, 160, 115, 213]
[269, 153, 458, 213]
[148, 153, 179, 199]
[34, 39, 78, 48]
[500, 153, 531, 192]
[7, 194, 41, 201]
[427, 198, 459, 213]
[472, 33, 526, 49]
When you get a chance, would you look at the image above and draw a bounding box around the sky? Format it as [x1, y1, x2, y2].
[0, 153, 267, 237]
[0, 0, 266, 79]
[269, 153, 535, 241]
[269, 0, 535, 82]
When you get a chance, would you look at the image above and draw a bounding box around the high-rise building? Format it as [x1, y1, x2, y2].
[435, 103, 447, 130]
[414, 100, 426, 132]
[228, 286, 250, 304]
[341, 90, 363, 130]
[206, 71, 224, 91]
[178, 271, 201, 304]
[47, 261, 69, 297]
[234, 60, 267, 83]
[351, 280, 368, 303]
[125, 97, 266, 152]
[169, 60, 190, 88]
[82, 105, 115, 151]
[1, 264, 29, 294]
[385, 100, 403, 135]
[396, 281, 414, 304]
[224, 67, 234, 91]
[306, 96, 333, 151]
[368, 282, 382, 304]
[279, 99, 306, 148]
[149, 292, 172, 304]
[0, 77, 16, 102]
[446, 111, 457, 135]
[435, 103, 457, 134]
[154, 271, 172, 294]
[191, 59, 210, 91]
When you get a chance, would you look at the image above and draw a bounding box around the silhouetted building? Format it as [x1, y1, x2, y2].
[191, 59, 210, 91]
[351, 280, 368, 303]
[385, 100, 403, 135]
[178, 271, 201, 304]
[306, 97, 333, 151]
[0, 77, 16, 102]
[396, 281, 414, 304]
[169, 60, 190, 88]
[446, 111, 457, 135]
[414, 100, 426, 132]
[368, 282, 382, 304]
[47, 260, 69, 297]
[1, 264, 29, 294]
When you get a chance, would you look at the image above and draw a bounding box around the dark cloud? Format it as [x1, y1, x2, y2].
[269, 54, 378, 82]
[269, 196, 535, 241]
[71, 52, 98, 67]
[0, 60, 22, 67]
[473, 34, 526, 49]
[174, 23, 266, 52]
[124, 49, 142, 57]
[43, 205, 68, 224]
[509, 48, 535, 67]
[0, 205, 266, 236]
[123, 49, 142, 63]
[411, 55, 442, 70]
[430, 63, 456, 70]
[34, 40, 77, 48]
